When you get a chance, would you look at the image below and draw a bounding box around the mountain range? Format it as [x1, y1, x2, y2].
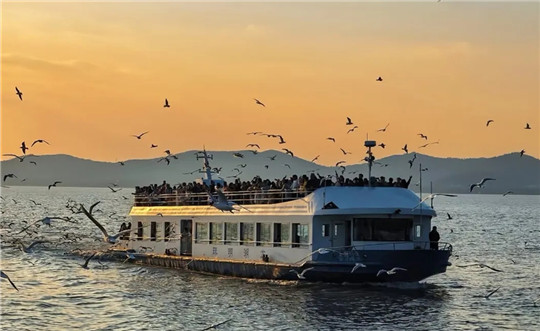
[1, 150, 539, 194]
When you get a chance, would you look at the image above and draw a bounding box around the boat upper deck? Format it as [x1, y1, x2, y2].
[134, 189, 312, 206]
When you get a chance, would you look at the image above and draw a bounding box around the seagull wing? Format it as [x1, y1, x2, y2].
[479, 178, 496, 186]
[1, 271, 19, 291]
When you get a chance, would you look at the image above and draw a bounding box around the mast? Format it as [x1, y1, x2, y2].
[364, 140, 376, 187]
[195, 148, 214, 185]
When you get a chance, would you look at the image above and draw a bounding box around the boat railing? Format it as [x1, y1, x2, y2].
[311, 241, 452, 262]
[133, 189, 314, 206]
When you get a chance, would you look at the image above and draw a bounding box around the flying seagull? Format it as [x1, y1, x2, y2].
[485, 287, 500, 299]
[20, 141, 29, 154]
[486, 120, 494, 127]
[254, 98, 265, 107]
[520, 150, 525, 157]
[346, 117, 354, 125]
[246, 144, 260, 149]
[378, 143, 386, 148]
[3, 174, 17, 182]
[277, 135, 286, 144]
[132, 131, 149, 139]
[524, 123, 531, 130]
[327, 137, 336, 142]
[418, 133, 428, 140]
[447, 212, 453, 220]
[377, 123, 390, 132]
[376, 76, 383, 81]
[402, 144, 408, 154]
[470, 178, 496, 192]
[81, 252, 97, 269]
[347, 126, 358, 134]
[1, 271, 19, 291]
[311, 155, 320, 163]
[340, 148, 351, 155]
[16, 240, 48, 253]
[15, 87, 23, 100]
[48, 181, 62, 190]
[80, 201, 139, 243]
[289, 267, 314, 280]
[163, 98, 170, 108]
[282, 148, 294, 157]
[502, 191, 513, 196]
[31, 139, 50, 147]
[151, 144, 158, 148]
[411, 193, 458, 210]
[376, 267, 407, 277]
[350, 263, 367, 273]
[456, 263, 502, 272]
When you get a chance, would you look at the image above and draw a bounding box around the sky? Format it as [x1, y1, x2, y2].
[2, 1, 539, 166]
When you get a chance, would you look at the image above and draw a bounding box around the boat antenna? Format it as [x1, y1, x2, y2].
[419, 162, 423, 200]
[364, 139, 376, 187]
[195, 147, 214, 185]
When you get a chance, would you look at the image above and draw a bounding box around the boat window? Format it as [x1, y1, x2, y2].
[353, 218, 412, 241]
[225, 222, 238, 244]
[273, 223, 282, 247]
[240, 223, 254, 246]
[195, 222, 208, 243]
[137, 221, 144, 240]
[210, 222, 223, 244]
[322, 224, 330, 237]
[292, 223, 309, 248]
[416, 225, 421, 238]
[164, 222, 171, 242]
[150, 222, 157, 241]
[256, 223, 271, 246]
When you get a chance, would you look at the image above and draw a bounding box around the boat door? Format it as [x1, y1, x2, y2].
[180, 219, 192, 256]
[331, 220, 351, 248]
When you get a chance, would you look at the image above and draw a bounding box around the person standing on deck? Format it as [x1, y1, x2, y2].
[429, 226, 440, 250]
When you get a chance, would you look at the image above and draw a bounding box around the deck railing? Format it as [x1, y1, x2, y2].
[133, 189, 313, 206]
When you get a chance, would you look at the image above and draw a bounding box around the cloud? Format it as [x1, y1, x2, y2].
[2, 53, 98, 73]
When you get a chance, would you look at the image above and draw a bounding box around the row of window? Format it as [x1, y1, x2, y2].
[195, 222, 309, 247]
[134, 221, 174, 241]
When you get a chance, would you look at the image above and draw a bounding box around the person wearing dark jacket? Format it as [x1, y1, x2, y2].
[429, 226, 440, 250]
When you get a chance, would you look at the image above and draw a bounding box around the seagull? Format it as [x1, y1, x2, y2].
[163, 98, 170, 108]
[164, 149, 171, 155]
[30, 161, 37, 165]
[205, 188, 250, 213]
[327, 137, 336, 142]
[80, 201, 139, 243]
[158, 157, 170, 165]
[3, 174, 17, 182]
[377, 123, 390, 132]
[254, 98, 265, 107]
[282, 148, 294, 157]
[485, 287, 500, 299]
[15, 86, 24, 101]
[289, 267, 314, 280]
[81, 252, 97, 269]
[418, 133, 428, 140]
[48, 181, 62, 190]
[284, 164, 291, 169]
[16, 240, 48, 253]
[29, 199, 41, 206]
[456, 263, 503, 272]
[524, 123, 531, 129]
[246, 144, 260, 149]
[107, 186, 121, 193]
[447, 212, 453, 220]
[378, 143, 386, 148]
[486, 120, 494, 127]
[233, 153, 244, 158]
[347, 126, 358, 134]
[376, 267, 407, 277]
[118, 161, 125, 166]
[1, 271, 19, 291]
[267, 155, 277, 161]
[277, 135, 286, 144]
[31, 139, 50, 147]
[402, 144, 408, 154]
[132, 131, 149, 139]
[411, 193, 458, 210]
[502, 191, 513, 196]
[340, 148, 351, 155]
[520, 150, 525, 157]
[151, 144, 158, 148]
[20, 141, 29, 154]
[350, 263, 367, 273]
[335, 160, 346, 167]
[311, 155, 320, 163]
[376, 76, 383, 81]
[470, 178, 496, 192]
[346, 117, 354, 125]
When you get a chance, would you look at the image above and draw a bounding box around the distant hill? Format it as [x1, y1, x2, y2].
[1, 150, 539, 194]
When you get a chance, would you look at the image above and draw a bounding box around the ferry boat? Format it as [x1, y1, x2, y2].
[113, 142, 452, 283]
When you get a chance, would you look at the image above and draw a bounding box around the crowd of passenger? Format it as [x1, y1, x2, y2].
[134, 174, 412, 205]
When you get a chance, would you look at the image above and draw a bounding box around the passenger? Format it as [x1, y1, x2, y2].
[429, 226, 440, 250]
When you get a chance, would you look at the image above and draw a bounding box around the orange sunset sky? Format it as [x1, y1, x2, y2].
[2, 1, 539, 166]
